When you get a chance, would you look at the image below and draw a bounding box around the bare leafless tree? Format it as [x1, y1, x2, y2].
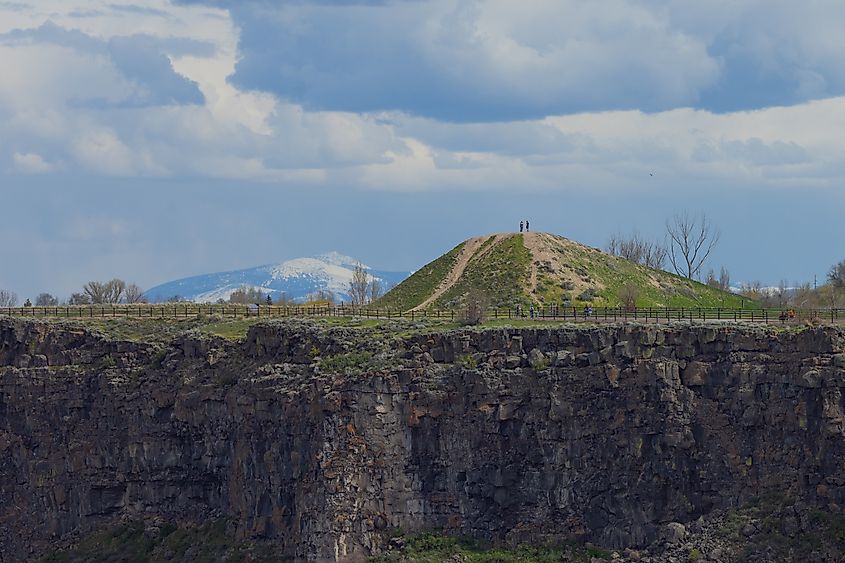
[829, 260, 845, 289]
[606, 231, 667, 269]
[83, 279, 126, 304]
[369, 278, 383, 303]
[739, 281, 763, 300]
[68, 292, 91, 305]
[0, 289, 18, 307]
[275, 292, 294, 306]
[792, 282, 814, 308]
[774, 280, 790, 307]
[307, 289, 336, 304]
[35, 293, 59, 306]
[706, 268, 718, 288]
[666, 212, 720, 279]
[229, 285, 264, 304]
[349, 263, 370, 305]
[124, 283, 147, 303]
[704, 267, 731, 291]
[719, 266, 730, 291]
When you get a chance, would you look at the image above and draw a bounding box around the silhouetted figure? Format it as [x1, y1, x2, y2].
[525, 220, 530, 232]
[520, 221, 524, 233]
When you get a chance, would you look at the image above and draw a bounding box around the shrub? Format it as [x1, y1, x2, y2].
[458, 354, 477, 370]
[150, 349, 167, 368]
[532, 356, 549, 371]
[577, 288, 597, 302]
[319, 351, 374, 374]
[619, 283, 640, 311]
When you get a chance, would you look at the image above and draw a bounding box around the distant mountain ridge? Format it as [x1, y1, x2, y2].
[145, 252, 410, 303]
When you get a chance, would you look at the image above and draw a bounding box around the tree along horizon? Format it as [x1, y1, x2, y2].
[666, 212, 720, 280]
[349, 263, 384, 306]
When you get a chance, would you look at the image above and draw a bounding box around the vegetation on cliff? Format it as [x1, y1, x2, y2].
[372, 533, 610, 562]
[41, 520, 282, 563]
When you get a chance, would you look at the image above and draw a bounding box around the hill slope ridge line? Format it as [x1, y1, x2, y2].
[410, 234, 505, 311]
[381, 231, 745, 310]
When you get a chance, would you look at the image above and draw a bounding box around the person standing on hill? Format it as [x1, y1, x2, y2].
[525, 220, 530, 232]
[520, 220, 524, 232]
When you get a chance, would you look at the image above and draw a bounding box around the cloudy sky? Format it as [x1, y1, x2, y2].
[2, 0, 844, 299]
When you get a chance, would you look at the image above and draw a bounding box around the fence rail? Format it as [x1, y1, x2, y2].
[1, 304, 844, 324]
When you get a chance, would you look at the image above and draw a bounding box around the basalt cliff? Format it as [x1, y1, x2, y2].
[2, 318, 845, 561]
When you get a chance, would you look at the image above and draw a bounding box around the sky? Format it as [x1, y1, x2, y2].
[1, 0, 844, 299]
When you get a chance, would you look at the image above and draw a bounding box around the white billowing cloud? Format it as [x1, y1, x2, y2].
[0, 0, 843, 193]
[418, 0, 718, 111]
[13, 151, 53, 173]
[540, 98, 845, 186]
[0, 43, 132, 110]
[70, 127, 139, 176]
[364, 96, 845, 192]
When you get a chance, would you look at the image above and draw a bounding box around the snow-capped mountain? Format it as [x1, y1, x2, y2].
[145, 252, 410, 303]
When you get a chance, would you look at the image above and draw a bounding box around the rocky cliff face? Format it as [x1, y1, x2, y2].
[2, 318, 845, 561]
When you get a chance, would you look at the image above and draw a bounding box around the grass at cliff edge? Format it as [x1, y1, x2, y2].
[41, 520, 284, 562]
[371, 533, 610, 562]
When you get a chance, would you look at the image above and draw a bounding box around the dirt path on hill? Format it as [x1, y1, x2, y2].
[521, 232, 556, 297]
[411, 234, 509, 311]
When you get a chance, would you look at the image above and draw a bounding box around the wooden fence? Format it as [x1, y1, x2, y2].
[1, 304, 844, 324]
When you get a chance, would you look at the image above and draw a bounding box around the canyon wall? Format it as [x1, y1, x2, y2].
[2, 318, 845, 560]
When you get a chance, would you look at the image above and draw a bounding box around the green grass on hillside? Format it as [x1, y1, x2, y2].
[376, 242, 465, 310]
[536, 243, 746, 309]
[375, 233, 744, 311]
[371, 533, 610, 563]
[436, 235, 532, 309]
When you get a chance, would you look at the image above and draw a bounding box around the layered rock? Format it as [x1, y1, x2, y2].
[1, 318, 845, 560]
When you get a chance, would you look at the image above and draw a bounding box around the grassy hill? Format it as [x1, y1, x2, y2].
[376, 232, 745, 310]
